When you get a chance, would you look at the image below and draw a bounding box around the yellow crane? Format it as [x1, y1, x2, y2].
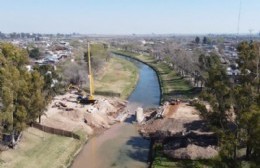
[73, 42, 95, 104]
[87, 42, 95, 101]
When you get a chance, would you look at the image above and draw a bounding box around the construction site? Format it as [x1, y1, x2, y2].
[139, 100, 218, 161]
[40, 43, 130, 134]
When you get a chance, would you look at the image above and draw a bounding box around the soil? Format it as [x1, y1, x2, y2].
[41, 91, 127, 136]
[139, 102, 218, 160]
[141, 103, 202, 136]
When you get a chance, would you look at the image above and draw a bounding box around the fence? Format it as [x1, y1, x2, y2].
[31, 122, 80, 140]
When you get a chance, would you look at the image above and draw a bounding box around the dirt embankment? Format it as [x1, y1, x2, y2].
[41, 91, 127, 137]
[139, 101, 218, 160]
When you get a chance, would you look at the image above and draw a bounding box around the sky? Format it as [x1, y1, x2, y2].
[0, 0, 259, 35]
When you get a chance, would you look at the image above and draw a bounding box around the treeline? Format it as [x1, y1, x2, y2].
[117, 40, 205, 88]
[198, 41, 260, 167]
[60, 43, 110, 86]
[0, 43, 60, 136]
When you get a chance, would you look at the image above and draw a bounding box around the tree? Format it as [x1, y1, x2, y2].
[203, 36, 209, 44]
[202, 55, 232, 128]
[29, 48, 40, 59]
[200, 42, 260, 165]
[27, 71, 46, 123]
[0, 43, 48, 138]
[235, 41, 260, 161]
[200, 54, 235, 162]
[195, 36, 200, 44]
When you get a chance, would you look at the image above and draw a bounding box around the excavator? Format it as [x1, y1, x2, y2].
[70, 42, 95, 104]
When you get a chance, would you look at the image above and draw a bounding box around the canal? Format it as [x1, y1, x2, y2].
[71, 54, 161, 168]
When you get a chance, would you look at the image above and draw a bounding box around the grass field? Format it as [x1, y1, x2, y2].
[0, 128, 85, 168]
[113, 50, 197, 102]
[95, 56, 138, 99]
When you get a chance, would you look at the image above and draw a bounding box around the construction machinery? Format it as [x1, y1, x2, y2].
[74, 42, 96, 104]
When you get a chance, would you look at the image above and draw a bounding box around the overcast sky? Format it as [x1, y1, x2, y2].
[0, 0, 259, 34]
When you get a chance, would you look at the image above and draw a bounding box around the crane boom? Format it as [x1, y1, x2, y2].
[88, 42, 95, 100]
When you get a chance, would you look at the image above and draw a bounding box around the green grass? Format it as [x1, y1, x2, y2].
[151, 145, 257, 168]
[95, 56, 138, 99]
[152, 154, 256, 168]
[152, 152, 226, 168]
[113, 50, 198, 102]
[0, 128, 86, 168]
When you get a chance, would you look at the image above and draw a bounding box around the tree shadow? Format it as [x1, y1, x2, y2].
[124, 114, 135, 123]
[125, 136, 150, 162]
[163, 133, 218, 150]
[161, 120, 217, 150]
[165, 87, 202, 99]
[183, 120, 210, 132]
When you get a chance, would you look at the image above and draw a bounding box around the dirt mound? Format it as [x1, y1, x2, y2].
[140, 103, 205, 136]
[41, 93, 126, 135]
[139, 102, 219, 160]
[84, 112, 111, 129]
[94, 99, 117, 114]
[164, 144, 218, 160]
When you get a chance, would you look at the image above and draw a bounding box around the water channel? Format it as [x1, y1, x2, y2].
[71, 54, 161, 168]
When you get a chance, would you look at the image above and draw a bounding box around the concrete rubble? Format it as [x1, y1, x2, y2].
[136, 107, 144, 123]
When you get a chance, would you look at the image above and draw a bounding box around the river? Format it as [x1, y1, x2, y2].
[71, 54, 161, 168]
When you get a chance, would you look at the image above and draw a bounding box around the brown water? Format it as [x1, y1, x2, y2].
[71, 54, 160, 168]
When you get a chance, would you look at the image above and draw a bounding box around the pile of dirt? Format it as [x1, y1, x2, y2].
[139, 101, 219, 160]
[162, 131, 218, 160]
[164, 144, 218, 160]
[84, 112, 112, 129]
[140, 118, 188, 137]
[140, 102, 204, 136]
[41, 92, 127, 136]
[94, 99, 115, 114]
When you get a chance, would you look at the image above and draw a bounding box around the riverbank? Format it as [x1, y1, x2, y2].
[95, 56, 139, 99]
[0, 56, 139, 168]
[113, 50, 198, 102]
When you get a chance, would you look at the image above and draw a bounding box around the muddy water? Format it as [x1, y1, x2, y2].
[71, 54, 160, 168]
